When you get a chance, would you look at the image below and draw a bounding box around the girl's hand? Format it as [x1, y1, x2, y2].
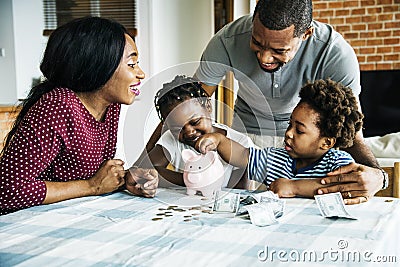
[269, 178, 296, 198]
[88, 159, 126, 195]
[125, 167, 158, 198]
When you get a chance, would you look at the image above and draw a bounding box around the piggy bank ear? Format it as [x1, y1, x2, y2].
[204, 151, 216, 164]
[181, 149, 197, 163]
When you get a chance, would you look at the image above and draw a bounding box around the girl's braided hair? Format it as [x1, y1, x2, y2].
[154, 75, 210, 122]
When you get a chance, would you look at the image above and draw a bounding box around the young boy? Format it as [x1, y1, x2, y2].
[195, 79, 364, 198]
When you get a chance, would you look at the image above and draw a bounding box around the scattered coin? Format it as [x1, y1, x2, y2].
[183, 219, 191, 222]
[201, 198, 208, 201]
[152, 217, 163, 221]
[385, 199, 394, 202]
[189, 206, 202, 210]
[173, 208, 186, 212]
[184, 215, 192, 218]
[158, 208, 167, 211]
[201, 210, 212, 213]
[156, 213, 166, 216]
[165, 214, 173, 217]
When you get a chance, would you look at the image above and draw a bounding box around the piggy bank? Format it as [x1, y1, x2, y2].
[181, 149, 225, 198]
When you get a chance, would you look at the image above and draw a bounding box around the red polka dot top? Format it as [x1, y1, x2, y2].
[0, 88, 121, 215]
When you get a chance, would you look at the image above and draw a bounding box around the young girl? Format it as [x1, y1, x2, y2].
[140, 75, 254, 189]
[196, 79, 364, 200]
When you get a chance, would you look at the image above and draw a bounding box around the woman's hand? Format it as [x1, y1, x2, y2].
[88, 159, 126, 195]
[269, 178, 297, 198]
[125, 167, 158, 198]
[318, 163, 382, 205]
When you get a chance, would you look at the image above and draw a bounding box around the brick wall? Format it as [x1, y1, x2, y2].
[312, 0, 400, 70]
[0, 107, 19, 150]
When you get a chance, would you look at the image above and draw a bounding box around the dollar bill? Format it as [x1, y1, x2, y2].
[252, 191, 280, 203]
[212, 190, 240, 213]
[260, 196, 285, 218]
[314, 192, 357, 220]
[244, 202, 278, 227]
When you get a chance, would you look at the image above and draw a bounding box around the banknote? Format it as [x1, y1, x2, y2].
[244, 202, 278, 227]
[260, 196, 285, 218]
[212, 190, 240, 213]
[252, 191, 280, 203]
[314, 192, 357, 220]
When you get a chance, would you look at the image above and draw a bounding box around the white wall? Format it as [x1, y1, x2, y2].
[0, 0, 45, 104]
[0, 0, 18, 104]
[12, 0, 46, 100]
[119, 0, 214, 165]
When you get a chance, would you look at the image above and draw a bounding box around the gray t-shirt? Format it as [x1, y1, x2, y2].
[195, 15, 361, 136]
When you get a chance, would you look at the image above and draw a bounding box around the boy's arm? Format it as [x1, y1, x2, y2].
[196, 133, 249, 168]
[270, 178, 332, 198]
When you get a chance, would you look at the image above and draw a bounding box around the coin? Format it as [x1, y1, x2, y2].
[385, 199, 394, 202]
[184, 215, 192, 218]
[173, 208, 186, 212]
[183, 219, 191, 222]
[156, 213, 166, 216]
[152, 217, 163, 221]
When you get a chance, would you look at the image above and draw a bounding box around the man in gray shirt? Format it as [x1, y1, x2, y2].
[193, 0, 386, 204]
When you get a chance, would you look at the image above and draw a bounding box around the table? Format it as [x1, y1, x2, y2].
[1, 188, 399, 267]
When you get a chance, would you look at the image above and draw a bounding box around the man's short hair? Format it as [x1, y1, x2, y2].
[254, 0, 313, 37]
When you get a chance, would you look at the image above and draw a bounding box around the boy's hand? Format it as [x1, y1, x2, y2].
[269, 178, 297, 198]
[195, 133, 223, 154]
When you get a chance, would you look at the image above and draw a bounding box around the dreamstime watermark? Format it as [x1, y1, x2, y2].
[257, 240, 398, 263]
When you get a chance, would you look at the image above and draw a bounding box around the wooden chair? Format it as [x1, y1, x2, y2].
[375, 162, 400, 198]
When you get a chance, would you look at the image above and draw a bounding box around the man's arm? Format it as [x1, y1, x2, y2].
[319, 132, 384, 204]
[342, 131, 379, 168]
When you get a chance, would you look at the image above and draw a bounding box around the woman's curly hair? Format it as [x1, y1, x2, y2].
[299, 79, 364, 148]
[154, 75, 210, 122]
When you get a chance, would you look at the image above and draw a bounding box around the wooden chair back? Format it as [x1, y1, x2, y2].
[375, 162, 400, 198]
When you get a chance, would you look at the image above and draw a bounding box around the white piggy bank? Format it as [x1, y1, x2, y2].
[182, 149, 225, 198]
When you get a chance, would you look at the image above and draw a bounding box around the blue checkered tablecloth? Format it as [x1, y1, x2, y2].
[1, 188, 399, 267]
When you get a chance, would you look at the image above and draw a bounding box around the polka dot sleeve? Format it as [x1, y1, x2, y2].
[0, 88, 120, 215]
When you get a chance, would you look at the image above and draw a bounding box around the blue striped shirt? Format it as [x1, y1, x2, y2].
[248, 147, 354, 185]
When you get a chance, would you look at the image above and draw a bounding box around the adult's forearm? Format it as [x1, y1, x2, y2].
[343, 133, 379, 168]
[43, 180, 95, 204]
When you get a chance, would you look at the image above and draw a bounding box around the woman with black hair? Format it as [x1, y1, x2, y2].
[0, 17, 158, 215]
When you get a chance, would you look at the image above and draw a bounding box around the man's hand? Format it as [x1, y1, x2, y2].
[125, 167, 158, 198]
[318, 163, 383, 205]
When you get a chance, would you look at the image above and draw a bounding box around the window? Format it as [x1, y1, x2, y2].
[43, 0, 137, 36]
